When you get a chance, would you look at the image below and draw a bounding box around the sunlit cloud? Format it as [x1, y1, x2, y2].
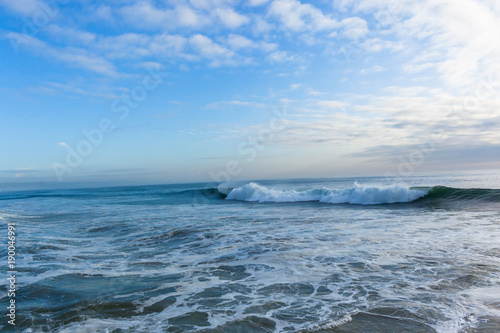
[1, 0, 499, 182]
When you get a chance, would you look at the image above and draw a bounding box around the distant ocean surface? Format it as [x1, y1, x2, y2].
[1, 172, 500, 332]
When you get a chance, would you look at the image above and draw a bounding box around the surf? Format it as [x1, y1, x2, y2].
[220, 183, 500, 205]
[221, 183, 428, 205]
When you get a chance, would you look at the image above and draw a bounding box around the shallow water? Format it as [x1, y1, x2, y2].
[1, 172, 500, 332]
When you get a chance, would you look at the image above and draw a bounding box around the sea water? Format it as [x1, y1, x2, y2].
[1, 172, 499, 332]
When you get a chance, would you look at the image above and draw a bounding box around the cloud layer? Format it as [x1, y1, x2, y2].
[1, 0, 500, 181]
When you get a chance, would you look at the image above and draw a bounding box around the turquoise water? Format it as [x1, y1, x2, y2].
[1, 172, 500, 332]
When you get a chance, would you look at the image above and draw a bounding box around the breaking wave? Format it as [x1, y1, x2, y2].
[221, 183, 500, 205]
[223, 183, 428, 205]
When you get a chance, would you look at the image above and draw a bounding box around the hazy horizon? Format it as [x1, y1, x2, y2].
[1, 168, 499, 193]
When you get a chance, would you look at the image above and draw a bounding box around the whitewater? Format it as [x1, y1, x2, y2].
[222, 182, 429, 204]
[0, 172, 499, 332]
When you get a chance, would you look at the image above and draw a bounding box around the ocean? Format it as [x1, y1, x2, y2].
[1, 172, 500, 332]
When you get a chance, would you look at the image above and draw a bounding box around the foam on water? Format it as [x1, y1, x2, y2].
[1, 175, 500, 332]
[225, 182, 429, 205]
[15, 207, 499, 332]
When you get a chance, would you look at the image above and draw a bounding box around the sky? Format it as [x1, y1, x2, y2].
[1, 0, 500, 185]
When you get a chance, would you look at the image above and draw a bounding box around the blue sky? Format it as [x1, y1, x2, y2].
[1, 0, 500, 185]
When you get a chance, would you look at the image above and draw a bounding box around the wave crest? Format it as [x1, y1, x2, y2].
[225, 183, 429, 205]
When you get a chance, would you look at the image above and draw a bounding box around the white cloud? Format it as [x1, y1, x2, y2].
[226, 34, 277, 53]
[357, 37, 405, 54]
[205, 100, 266, 109]
[6, 33, 118, 76]
[95, 33, 150, 59]
[360, 65, 384, 74]
[119, 1, 173, 29]
[248, 0, 271, 6]
[56, 49, 118, 77]
[252, 16, 273, 34]
[34, 81, 119, 99]
[188, 0, 213, 10]
[189, 0, 236, 10]
[228, 83, 500, 163]
[340, 17, 368, 39]
[227, 34, 255, 49]
[95, 5, 113, 21]
[138, 62, 165, 70]
[176, 5, 203, 27]
[351, 0, 500, 89]
[268, 0, 339, 32]
[189, 34, 231, 57]
[45, 25, 96, 44]
[118, 2, 210, 30]
[0, 0, 46, 16]
[150, 34, 190, 58]
[74, 32, 192, 61]
[269, 50, 295, 62]
[216, 7, 250, 28]
[307, 88, 326, 96]
[317, 100, 347, 109]
[119, 1, 250, 30]
[189, 34, 236, 65]
[330, 0, 500, 90]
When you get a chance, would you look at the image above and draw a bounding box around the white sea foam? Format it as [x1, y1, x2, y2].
[0, 212, 18, 220]
[217, 183, 234, 195]
[225, 182, 429, 205]
[5, 175, 500, 332]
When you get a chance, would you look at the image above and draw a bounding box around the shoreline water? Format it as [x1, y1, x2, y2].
[1, 174, 499, 332]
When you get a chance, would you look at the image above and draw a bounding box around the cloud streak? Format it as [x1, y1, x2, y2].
[2, 0, 500, 180]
